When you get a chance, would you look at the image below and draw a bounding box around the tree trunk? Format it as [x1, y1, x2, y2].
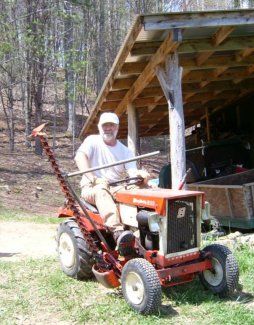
[156, 54, 186, 190]
[64, 1, 76, 135]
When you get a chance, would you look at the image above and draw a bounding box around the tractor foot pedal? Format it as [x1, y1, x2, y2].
[116, 230, 135, 256]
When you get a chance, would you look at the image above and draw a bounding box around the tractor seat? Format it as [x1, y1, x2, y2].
[80, 199, 99, 214]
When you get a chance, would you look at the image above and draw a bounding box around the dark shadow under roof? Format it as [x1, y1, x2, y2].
[80, 9, 254, 139]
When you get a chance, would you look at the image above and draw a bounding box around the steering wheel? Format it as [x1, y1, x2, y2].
[109, 176, 144, 187]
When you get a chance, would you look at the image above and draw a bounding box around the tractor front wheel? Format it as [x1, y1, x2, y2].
[121, 258, 161, 314]
[200, 244, 239, 297]
[57, 219, 94, 280]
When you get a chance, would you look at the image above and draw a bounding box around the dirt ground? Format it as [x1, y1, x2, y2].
[0, 120, 82, 261]
[0, 118, 167, 262]
[0, 221, 57, 261]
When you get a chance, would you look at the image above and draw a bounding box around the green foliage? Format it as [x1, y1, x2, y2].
[0, 42, 13, 57]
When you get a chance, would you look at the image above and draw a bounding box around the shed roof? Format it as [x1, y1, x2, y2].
[80, 9, 254, 139]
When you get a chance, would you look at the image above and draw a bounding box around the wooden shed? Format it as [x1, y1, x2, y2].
[79, 9, 254, 191]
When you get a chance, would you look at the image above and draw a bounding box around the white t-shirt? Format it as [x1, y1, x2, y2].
[77, 135, 137, 184]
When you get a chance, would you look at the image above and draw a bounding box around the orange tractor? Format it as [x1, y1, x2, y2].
[32, 124, 239, 314]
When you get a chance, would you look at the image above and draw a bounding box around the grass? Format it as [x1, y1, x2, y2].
[0, 211, 254, 324]
[0, 206, 60, 224]
[1, 254, 253, 325]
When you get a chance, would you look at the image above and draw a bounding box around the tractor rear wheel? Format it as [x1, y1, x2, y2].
[121, 258, 161, 314]
[200, 244, 239, 297]
[57, 219, 94, 280]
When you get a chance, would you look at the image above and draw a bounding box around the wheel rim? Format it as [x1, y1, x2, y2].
[125, 271, 145, 305]
[58, 232, 76, 268]
[203, 257, 224, 286]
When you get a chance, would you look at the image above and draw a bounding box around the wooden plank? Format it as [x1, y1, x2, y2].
[188, 184, 250, 219]
[251, 185, 254, 215]
[106, 90, 127, 101]
[121, 62, 147, 74]
[183, 68, 254, 84]
[195, 25, 233, 68]
[183, 78, 254, 93]
[131, 36, 254, 56]
[139, 87, 164, 97]
[100, 101, 121, 109]
[112, 77, 138, 90]
[181, 55, 254, 70]
[143, 11, 254, 30]
[235, 48, 254, 62]
[134, 96, 159, 107]
[225, 188, 234, 219]
[196, 51, 214, 67]
[179, 36, 254, 54]
[212, 26, 235, 46]
[185, 90, 236, 102]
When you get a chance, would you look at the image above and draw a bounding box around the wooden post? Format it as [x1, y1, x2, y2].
[156, 53, 186, 189]
[127, 103, 138, 156]
[205, 107, 211, 142]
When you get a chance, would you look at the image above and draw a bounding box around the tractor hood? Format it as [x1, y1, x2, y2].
[115, 188, 204, 216]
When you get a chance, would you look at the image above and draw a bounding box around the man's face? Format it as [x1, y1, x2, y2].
[99, 122, 119, 143]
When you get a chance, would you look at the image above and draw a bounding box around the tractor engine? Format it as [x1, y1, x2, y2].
[136, 210, 160, 251]
[116, 188, 203, 257]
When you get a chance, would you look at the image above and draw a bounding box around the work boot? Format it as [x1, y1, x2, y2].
[113, 230, 135, 256]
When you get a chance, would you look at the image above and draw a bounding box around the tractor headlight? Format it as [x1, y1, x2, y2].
[148, 212, 160, 232]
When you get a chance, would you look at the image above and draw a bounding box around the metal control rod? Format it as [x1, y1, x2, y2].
[67, 150, 160, 178]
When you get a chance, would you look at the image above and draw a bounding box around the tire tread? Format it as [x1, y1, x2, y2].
[57, 219, 94, 280]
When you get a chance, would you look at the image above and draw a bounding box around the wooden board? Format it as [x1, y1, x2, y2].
[188, 169, 254, 221]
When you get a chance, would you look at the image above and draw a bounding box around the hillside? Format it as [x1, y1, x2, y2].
[0, 112, 167, 218]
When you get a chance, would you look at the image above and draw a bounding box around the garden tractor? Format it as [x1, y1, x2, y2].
[32, 124, 239, 315]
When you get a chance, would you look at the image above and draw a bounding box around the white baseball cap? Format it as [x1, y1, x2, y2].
[98, 112, 119, 125]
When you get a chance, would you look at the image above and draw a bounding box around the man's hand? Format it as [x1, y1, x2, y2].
[81, 175, 109, 189]
[128, 169, 150, 183]
[94, 177, 109, 188]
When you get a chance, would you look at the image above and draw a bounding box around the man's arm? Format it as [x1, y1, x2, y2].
[74, 151, 94, 182]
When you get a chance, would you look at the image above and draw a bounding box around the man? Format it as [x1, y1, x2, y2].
[74, 112, 149, 255]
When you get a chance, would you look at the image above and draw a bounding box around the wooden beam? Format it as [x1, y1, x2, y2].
[115, 31, 180, 116]
[179, 36, 254, 54]
[100, 100, 121, 109]
[139, 87, 164, 97]
[112, 77, 138, 90]
[183, 78, 254, 93]
[212, 26, 235, 46]
[196, 51, 214, 67]
[196, 28, 233, 68]
[120, 62, 147, 74]
[205, 107, 211, 142]
[185, 90, 237, 102]
[143, 10, 254, 30]
[235, 48, 254, 62]
[134, 96, 160, 107]
[106, 90, 127, 101]
[131, 36, 254, 57]
[183, 67, 254, 83]
[181, 55, 254, 70]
